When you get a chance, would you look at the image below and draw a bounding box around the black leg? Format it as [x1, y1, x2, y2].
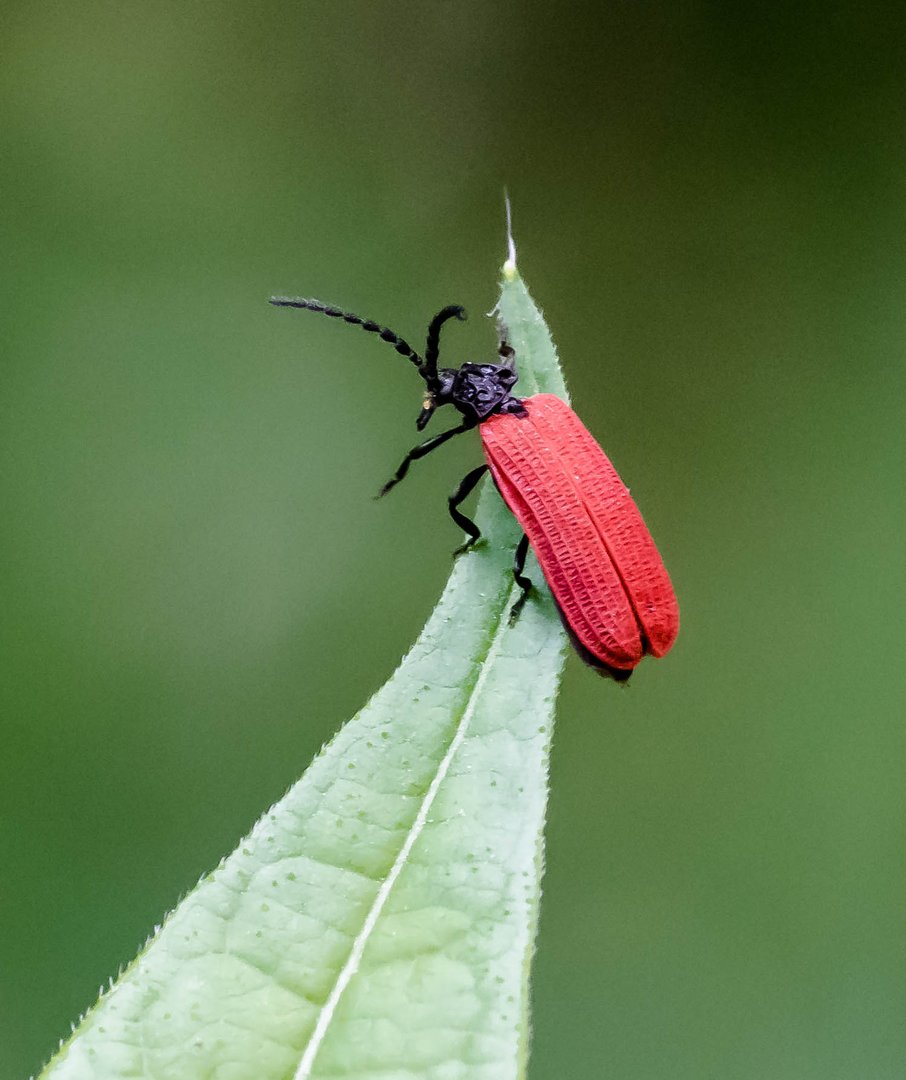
[498, 340, 516, 364]
[509, 533, 533, 624]
[448, 464, 488, 555]
[377, 421, 473, 498]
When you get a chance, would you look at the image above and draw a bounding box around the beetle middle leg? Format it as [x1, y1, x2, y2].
[377, 421, 473, 498]
[508, 533, 534, 624]
[448, 464, 488, 556]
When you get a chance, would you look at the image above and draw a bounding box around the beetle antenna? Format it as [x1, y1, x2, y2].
[269, 297, 423, 370]
[421, 305, 466, 389]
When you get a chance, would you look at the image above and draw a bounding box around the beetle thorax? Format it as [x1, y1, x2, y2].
[434, 362, 524, 423]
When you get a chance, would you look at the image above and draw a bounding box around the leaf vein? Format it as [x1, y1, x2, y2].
[292, 588, 517, 1080]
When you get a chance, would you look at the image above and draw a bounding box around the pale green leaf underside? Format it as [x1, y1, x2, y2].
[39, 256, 570, 1080]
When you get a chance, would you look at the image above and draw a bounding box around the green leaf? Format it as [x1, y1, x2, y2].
[38, 239, 569, 1080]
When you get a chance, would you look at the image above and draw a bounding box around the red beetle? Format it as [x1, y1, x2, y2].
[270, 296, 679, 678]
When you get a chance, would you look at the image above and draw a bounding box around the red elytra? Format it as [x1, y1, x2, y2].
[480, 393, 679, 675]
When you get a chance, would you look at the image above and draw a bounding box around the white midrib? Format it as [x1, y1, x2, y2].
[293, 590, 516, 1080]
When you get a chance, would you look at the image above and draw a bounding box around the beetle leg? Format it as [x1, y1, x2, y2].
[377, 421, 473, 498]
[448, 464, 488, 555]
[508, 533, 533, 624]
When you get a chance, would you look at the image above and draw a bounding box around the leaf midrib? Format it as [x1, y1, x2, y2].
[293, 576, 520, 1080]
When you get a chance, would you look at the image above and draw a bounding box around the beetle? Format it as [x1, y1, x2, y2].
[269, 295, 679, 678]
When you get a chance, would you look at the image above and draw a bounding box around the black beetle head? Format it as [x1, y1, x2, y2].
[417, 362, 522, 429]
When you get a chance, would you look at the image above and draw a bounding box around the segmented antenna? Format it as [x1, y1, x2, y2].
[269, 297, 423, 369]
[422, 305, 466, 389]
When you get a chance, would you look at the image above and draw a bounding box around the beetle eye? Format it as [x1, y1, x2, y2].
[499, 367, 513, 379]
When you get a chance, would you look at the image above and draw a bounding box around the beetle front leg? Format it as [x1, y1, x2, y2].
[377, 421, 472, 498]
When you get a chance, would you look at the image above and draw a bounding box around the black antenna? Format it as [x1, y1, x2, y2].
[422, 305, 466, 390]
[269, 297, 423, 370]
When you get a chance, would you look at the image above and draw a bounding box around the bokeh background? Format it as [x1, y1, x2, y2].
[2, 3, 905, 1078]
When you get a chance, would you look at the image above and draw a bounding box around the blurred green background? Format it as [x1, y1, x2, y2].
[2, 3, 905, 1077]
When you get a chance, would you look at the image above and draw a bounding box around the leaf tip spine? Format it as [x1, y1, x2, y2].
[503, 190, 518, 278]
